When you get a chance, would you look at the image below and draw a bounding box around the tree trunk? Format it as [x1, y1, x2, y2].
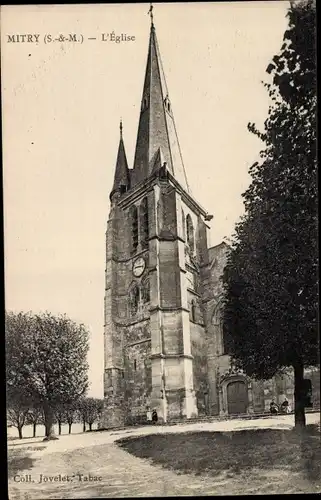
[33, 423, 37, 438]
[58, 421, 62, 435]
[43, 403, 58, 440]
[18, 425, 23, 439]
[83, 420, 86, 432]
[68, 423, 72, 434]
[294, 361, 306, 428]
[89, 422, 92, 431]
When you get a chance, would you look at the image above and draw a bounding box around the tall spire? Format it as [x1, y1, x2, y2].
[110, 120, 130, 199]
[132, 10, 189, 192]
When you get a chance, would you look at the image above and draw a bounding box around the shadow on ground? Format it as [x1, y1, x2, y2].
[117, 425, 321, 483]
[9, 439, 47, 447]
[7, 447, 46, 479]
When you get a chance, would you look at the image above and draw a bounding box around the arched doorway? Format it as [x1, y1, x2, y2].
[227, 380, 248, 414]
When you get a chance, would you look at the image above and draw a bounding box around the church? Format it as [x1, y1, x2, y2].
[100, 15, 318, 427]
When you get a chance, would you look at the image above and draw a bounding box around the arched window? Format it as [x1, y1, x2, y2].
[129, 284, 140, 315]
[141, 277, 150, 304]
[140, 197, 149, 249]
[142, 96, 149, 111]
[129, 280, 150, 317]
[130, 205, 138, 252]
[212, 302, 229, 355]
[186, 214, 195, 253]
[164, 96, 171, 113]
[189, 299, 196, 322]
[181, 209, 186, 241]
[212, 303, 222, 325]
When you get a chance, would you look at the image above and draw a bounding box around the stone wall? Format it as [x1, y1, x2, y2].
[190, 322, 208, 415]
[124, 340, 152, 424]
[251, 379, 265, 413]
[122, 320, 151, 424]
[307, 366, 320, 407]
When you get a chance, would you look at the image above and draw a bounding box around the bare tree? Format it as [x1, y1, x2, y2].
[54, 404, 65, 436]
[7, 398, 30, 439]
[26, 405, 43, 438]
[65, 402, 77, 434]
[78, 398, 103, 431]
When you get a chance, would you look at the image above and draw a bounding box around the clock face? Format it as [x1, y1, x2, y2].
[132, 257, 146, 277]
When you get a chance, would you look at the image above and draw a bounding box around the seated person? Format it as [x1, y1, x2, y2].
[152, 409, 158, 424]
[281, 399, 289, 413]
[270, 401, 278, 415]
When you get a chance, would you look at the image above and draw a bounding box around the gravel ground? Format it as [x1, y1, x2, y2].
[7, 412, 320, 499]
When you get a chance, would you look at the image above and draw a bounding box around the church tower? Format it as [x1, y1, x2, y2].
[101, 12, 213, 427]
[100, 8, 310, 427]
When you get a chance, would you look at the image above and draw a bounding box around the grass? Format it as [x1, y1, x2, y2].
[117, 425, 321, 489]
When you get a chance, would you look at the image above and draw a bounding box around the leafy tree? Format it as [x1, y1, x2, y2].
[222, 0, 317, 428]
[6, 311, 89, 440]
[78, 398, 103, 431]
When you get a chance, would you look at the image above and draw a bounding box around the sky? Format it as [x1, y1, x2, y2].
[2, 2, 289, 398]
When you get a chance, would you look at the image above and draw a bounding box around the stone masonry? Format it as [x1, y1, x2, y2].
[100, 18, 320, 428]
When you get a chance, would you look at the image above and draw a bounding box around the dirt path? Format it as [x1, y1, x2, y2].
[8, 413, 320, 499]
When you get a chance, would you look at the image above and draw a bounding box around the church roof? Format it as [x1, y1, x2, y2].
[208, 241, 230, 261]
[110, 121, 130, 199]
[132, 21, 189, 192]
[151, 147, 166, 174]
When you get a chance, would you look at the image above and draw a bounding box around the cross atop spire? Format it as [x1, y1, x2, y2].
[148, 3, 154, 26]
[120, 118, 123, 139]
